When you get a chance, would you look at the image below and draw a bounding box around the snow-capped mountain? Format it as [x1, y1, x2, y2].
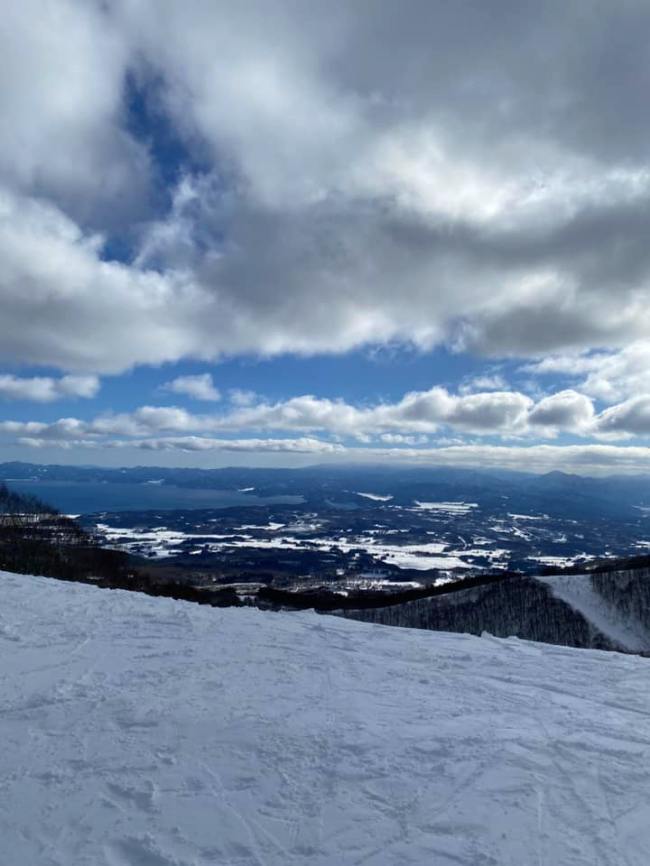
[2, 569, 650, 865]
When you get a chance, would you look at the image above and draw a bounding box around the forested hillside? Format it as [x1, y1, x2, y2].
[0, 484, 128, 582]
[339, 571, 650, 653]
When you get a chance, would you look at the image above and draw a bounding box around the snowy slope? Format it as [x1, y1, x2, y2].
[537, 573, 650, 653]
[2, 572, 650, 866]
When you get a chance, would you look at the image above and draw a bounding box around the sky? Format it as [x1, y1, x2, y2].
[2, 0, 650, 475]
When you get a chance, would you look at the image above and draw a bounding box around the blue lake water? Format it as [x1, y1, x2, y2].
[4, 480, 303, 515]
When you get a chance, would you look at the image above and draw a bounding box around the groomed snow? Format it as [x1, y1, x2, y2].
[2, 571, 650, 865]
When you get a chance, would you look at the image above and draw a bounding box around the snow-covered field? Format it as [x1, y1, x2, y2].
[93, 522, 508, 570]
[355, 492, 394, 502]
[2, 571, 650, 865]
[413, 501, 478, 515]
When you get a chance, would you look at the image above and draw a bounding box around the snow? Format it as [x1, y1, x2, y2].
[528, 554, 587, 568]
[355, 492, 394, 502]
[538, 573, 650, 653]
[374, 550, 466, 570]
[508, 513, 548, 521]
[94, 524, 486, 570]
[3, 571, 650, 865]
[413, 501, 478, 515]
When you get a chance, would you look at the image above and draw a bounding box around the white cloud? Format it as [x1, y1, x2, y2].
[3, 3, 650, 376]
[370, 443, 650, 477]
[162, 373, 220, 402]
[527, 390, 596, 435]
[459, 374, 508, 395]
[11, 433, 650, 476]
[18, 435, 343, 455]
[0, 189, 210, 373]
[228, 389, 258, 407]
[596, 396, 650, 437]
[525, 341, 650, 403]
[217, 388, 534, 437]
[0, 0, 148, 225]
[0, 418, 88, 438]
[379, 433, 428, 445]
[0, 385, 617, 442]
[123, 436, 344, 454]
[0, 374, 99, 402]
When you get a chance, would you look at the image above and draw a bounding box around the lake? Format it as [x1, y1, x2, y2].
[4, 480, 303, 514]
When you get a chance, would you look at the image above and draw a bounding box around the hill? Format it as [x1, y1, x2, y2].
[340, 569, 650, 653]
[0, 483, 129, 582]
[2, 570, 649, 865]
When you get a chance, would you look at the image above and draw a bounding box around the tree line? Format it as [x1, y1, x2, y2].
[0, 483, 129, 582]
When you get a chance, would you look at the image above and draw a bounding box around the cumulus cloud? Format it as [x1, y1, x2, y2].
[596, 396, 650, 437]
[0, 417, 89, 439]
[2, 2, 650, 375]
[213, 388, 534, 437]
[525, 341, 650, 403]
[162, 373, 221, 401]
[4, 2, 650, 472]
[0, 374, 99, 402]
[0, 0, 149, 226]
[3, 378, 650, 471]
[527, 390, 595, 435]
[0, 189, 211, 373]
[0, 385, 625, 443]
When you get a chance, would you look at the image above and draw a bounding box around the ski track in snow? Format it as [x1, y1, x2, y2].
[2, 570, 650, 865]
[537, 574, 649, 653]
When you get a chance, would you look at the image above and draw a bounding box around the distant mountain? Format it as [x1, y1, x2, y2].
[2, 461, 649, 521]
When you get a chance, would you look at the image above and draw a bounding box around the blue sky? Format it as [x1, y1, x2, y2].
[2, 1, 650, 474]
[1, 347, 497, 418]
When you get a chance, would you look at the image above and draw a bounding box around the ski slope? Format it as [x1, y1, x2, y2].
[1, 571, 650, 865]
[538, 573, 650, 652]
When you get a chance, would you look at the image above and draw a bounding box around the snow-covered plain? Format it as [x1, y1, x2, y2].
[2, 571, 650, 866]
[93, 523, 504, 570]
[355, 492, 394, 502]
[413, 501, 478, 515]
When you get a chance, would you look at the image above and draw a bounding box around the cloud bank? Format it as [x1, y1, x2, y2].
[2, 2, 650, 473]
[0, 374, 99, 402]
[1, 1, 650, 374]
[2, 385, 650, 446]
